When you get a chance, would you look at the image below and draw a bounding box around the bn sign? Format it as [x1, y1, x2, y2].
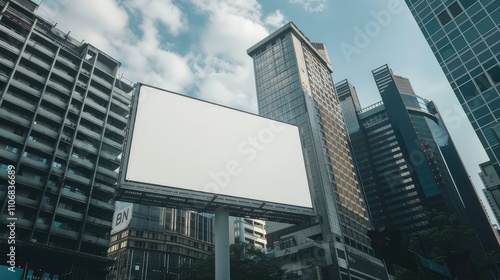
[111, 202, 133, 234]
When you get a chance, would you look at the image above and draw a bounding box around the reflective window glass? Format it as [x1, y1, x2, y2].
[438, 10, 452, 25]
[459, 80, 478, 99]
[475, 73, 493, 91]
[448, 2, 464, 17]
[488, 66, 500, 84]
[440, 44, 455, 60]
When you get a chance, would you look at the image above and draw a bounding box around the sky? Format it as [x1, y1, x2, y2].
[34, 0, 495, 223]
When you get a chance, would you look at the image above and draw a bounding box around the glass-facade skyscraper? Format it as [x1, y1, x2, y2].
[338, 65, 499, 253]
[0, 0, 133, 278]
[403, 0, 500, 218]
[248, 22, 388, 280]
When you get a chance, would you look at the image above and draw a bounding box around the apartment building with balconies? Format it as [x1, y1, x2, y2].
[0, 0, 133, 279]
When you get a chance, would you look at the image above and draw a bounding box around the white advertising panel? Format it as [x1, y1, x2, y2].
[123, 85, 312, 209]
[111, 202, 133, 234]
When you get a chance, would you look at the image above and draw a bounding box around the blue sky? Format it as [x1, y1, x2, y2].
[35, 0, 494, 222]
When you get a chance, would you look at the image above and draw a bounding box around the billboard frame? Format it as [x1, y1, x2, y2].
[115, 83, 316, 224]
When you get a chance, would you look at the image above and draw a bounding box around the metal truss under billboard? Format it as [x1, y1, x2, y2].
[116, 84, 315, 223]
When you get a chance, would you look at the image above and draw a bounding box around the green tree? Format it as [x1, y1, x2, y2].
[179, 243, 284, 280]
[395, 209, 498, 279]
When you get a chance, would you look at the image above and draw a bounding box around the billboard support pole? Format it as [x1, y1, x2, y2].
[215, 207, 230, 280]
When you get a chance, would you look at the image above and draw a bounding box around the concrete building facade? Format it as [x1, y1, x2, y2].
[248, 22, 387, 280]
[0, 0, 133, 278]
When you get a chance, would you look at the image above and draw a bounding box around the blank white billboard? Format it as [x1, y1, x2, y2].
[123, 85, 312, 208]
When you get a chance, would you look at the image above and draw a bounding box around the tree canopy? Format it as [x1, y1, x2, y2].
[179, 243, 284, 280]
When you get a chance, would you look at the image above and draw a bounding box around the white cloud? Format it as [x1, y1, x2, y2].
[187, 0, 272, 112]
[36, 0, 276, 112]
[124, 0, 188, 36]
[265, 10, 286, 28]
[289, 0, 328, 12]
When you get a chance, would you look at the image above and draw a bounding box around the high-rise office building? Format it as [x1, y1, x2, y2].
[483, 188, 500, 226]
[230, 217, 266, 250]
[338, 65, 499, 251]
[106, 203, 214, 280]
[0, 0, 133, 278]
[248, 22, 388, 280]
[403, 0, 500, 219]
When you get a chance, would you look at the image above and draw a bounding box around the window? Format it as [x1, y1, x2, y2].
[460, 0, 475, 9]
[448, 2, 464, 17]
[438, 10, 452, 25]
[487, 66, 500, 84]
[459, 80, 478, 99]
[475, 73, 493, 91]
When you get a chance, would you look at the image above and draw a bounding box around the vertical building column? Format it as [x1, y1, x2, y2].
[214, 207, 230, 280]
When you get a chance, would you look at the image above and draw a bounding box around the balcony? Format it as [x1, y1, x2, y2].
[38, 107, 63, 123]
[0, 126, 24, 142]
[22, 52, 51, 70]
[56, 55, 77, 70]
[69, 104, 80, 114]
[89, 198, 114, 211]
[28, 39, 55, 58]
[89, 85, 110, 101]
[17, 64, 46, 84]
[103, 137, 122, 150]
[65, 172, 91, 186]
[94, 182, 115, 194]
[0, 71, 8, 82]
[42, 93, 68, 110]
[51, 227, 79, 239]
[10, 79, 42, 97]
[32, 123, 58, 138]
[81, 68, 90, 76]
[16, 175, 44, 189]
[0, 55, 15, 68]
[47, 80, 71, 95]
[0, 23, 25, 43]
[97, 166, 118, 179]
[40, 203, 54, 212]
[60, 188, 88, 203]
[0, 40, 21, 55]
[111, 97, 129, 112]
[73, 139, 97, 154]
[82, 233, 109, 247]
[105, 123, 124, 137]
[108, 110, 127, 124]
[72, 91, 84, 102]
[3, 93, 37, 111]
[78, 125, 100, 141]
[51, 166, 64, 175]
[86, 98, 106, 114]
[0, 149, 18, 162]
[52, 67, 75, 83]
[56, 148, 69, 158]
[70, 156, 95, 170]
[64, 118, 76, 129]
[86, 215, 112, 228]
[34, 223, 49, 231]
[81, 111, 104, 126]
[15, 196, 38, 208]
[26, 139, 55, 154]
[55, 207, 84, 220]
[100, 150, 119, 163]
[114, 87, 131, 101]
[0, 109, 30, 127]
[92, 74, 112, 89]
[20, 156, 49, 172]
